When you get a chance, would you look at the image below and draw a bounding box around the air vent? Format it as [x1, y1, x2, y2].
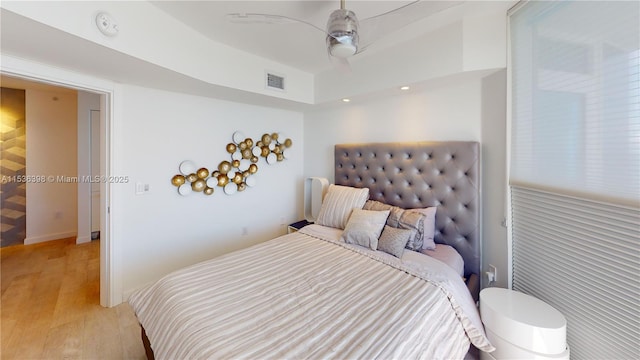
[266, 72, 285, 91]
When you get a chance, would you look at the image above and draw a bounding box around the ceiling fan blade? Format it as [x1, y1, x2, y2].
[229, 10, 357, 66]
[226, 13, 327, 34]
[358, 0, 463, 49]
[361, 0, 423, 22]
[226, 13, 292, 25]
[329, 55, 352, 73]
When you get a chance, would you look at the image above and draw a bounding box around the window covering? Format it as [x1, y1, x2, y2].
[509, 1, 639, 358]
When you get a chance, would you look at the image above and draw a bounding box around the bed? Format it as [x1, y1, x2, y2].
[129, 141, 493, 359]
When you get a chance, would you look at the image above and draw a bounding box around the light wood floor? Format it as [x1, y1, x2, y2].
[1, 238, 146, 359]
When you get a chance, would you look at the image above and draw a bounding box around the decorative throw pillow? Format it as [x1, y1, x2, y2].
[341, 209, 390, 250]
[362, 200, 425, 251]
[378, 226, 413, 258]
[316, 185, 369, 229]
[412, 207, 437, 250]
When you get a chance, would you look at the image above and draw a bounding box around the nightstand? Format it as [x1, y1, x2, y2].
[287, 220, 312, 234]
[480, 288, 569, 360]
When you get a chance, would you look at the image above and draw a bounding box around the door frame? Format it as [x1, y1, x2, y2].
[1, 54, 119, 307]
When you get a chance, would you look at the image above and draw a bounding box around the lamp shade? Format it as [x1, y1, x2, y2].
[304, 177, 329, 222]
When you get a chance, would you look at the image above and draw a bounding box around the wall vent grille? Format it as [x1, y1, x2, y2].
[266, 73, 285, 91]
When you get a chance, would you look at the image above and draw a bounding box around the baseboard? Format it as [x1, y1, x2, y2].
[76, 235, 92, 244]
[24, 231, 77, 245]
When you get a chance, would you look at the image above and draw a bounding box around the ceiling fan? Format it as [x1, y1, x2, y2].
[227, 0, 462, 70]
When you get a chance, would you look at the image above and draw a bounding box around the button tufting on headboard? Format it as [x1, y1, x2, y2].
[334, 141, 480, 282]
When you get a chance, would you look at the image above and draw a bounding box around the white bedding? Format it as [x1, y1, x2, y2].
[129, 225, 494, 359]
[421, 244, 466, 277]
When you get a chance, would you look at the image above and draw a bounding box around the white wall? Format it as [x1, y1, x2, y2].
[117, 85, 304, 296]
[304, 71, 507, 286]
[480, 70, 508, 288]
[25, 89, 78, 244]
[304, 78, 482, 180]
[462, 11, 508, 72]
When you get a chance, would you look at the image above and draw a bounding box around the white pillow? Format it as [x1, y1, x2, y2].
[316, 185, 369, 229]
[341, 209, 390, 250]
[413, 207, 437, 250]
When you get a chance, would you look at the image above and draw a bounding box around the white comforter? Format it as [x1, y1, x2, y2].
[129, 225, 494, 359]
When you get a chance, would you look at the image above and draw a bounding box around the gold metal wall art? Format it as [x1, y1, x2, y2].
[172, 131, 292, 197]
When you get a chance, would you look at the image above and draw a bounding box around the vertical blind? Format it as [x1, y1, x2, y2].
[510, 1, 639, 359]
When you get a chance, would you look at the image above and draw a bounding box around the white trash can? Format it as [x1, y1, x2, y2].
[480, 288, 570, 360]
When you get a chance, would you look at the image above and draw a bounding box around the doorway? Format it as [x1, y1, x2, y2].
[0, 67, 114, 307]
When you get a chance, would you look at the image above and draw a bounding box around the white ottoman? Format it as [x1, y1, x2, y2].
[480, 288, 570, 360]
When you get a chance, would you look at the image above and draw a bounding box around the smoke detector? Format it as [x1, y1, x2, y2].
[95, 12, 119, 37]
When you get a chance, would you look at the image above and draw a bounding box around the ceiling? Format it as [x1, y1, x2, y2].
[150, 0, 510, 74]
[1, 1, 515, 109]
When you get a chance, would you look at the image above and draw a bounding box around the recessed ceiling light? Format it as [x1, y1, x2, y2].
[400, 86, 410, 91]
[342, 98, 351, 103]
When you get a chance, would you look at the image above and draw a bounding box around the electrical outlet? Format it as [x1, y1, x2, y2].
[487, 264, 497, 283]
[135, 182, 150, 195]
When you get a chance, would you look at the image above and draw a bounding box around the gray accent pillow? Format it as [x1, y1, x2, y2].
[341, 209, 390, 250]
[413, 207, 437, 250]
[363, 200, 425, 251]
[378, 226, 413, 258]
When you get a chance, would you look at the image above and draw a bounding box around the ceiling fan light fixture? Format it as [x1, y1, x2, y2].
[326, 9, 359, 58]
[328, 37, 357, 58]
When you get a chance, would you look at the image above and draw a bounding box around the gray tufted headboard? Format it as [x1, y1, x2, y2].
[334, 141, 481, 283]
